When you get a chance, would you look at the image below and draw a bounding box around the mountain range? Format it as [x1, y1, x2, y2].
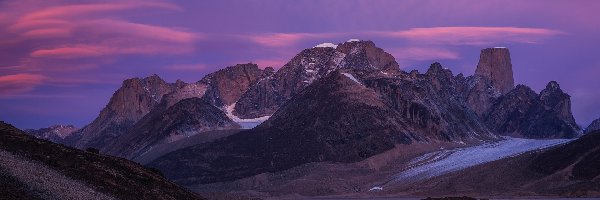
[14, 39, 599, 199]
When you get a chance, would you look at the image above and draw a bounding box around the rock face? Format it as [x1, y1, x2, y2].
[585, 118, 600, 134]
[104, 98, 240, 159]
[484, 82, 581, 138]
[475, 47, 514, 94]
[233, 40, 401, 119]
[467, 48, 514, 116]
[0, 121, 204, 200]
[200, 63, 265, 108]
[24, 125, 78, 144]
[74, 75, 177, 149]
[363, 63, 494, 142]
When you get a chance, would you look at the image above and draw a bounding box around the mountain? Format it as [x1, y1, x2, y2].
[24, 124, 78, 144]
[404, 129, 600, 197]
[585, 118, 600, 134]
[104, 98, 240, 159]
[233, 40, 401, 119]
[0, 121, 203, 200]
[483, 82, 581, 138]
[73, 75, 177, 149]
[148, 66, 497, 186]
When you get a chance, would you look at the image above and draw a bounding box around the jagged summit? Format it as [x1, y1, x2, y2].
[585, 118, 600, 134]
[475, 47, 514, 94]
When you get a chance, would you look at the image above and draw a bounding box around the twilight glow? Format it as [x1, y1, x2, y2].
[0, 0, 599, 129]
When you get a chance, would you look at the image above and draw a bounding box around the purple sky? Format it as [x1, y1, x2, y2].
[1, 0, 599, 129]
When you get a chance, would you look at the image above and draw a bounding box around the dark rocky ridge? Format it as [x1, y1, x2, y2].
[0, 121, 203, 200]
[104, 98, 240, 159]
[73, 75, 177, 149]
[483, 82, 581, 138]
[24, 125, 78, 145]
[362, 63, 494, 142]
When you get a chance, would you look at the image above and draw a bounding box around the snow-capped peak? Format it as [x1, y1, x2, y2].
[347, 39, 360, 42]
[314, 43, 338, 48]
[494, 47, 507, 48]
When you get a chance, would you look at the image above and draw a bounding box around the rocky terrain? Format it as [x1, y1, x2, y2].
[24, 124, 78, 144]
[0, 121, 203, 200]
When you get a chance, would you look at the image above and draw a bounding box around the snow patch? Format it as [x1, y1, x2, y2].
[391, 137, 572, 183]
[494, 47, 507, 48]
[225, 103, 270, 129]
[368, 186, 383, 191]
[341, 73, 361, 85]
[314, 43, 338, 48]
[347, 39, 360, 42]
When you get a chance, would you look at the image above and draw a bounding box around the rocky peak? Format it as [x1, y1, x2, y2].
[336, 40, 400, 73]
[538, 81, 576, 125]
[475, 47, 514, 94]
[25, 124, 78, 144]
[483, 82, 581, 138]
[200, 63, 264, 107]
[585, 118, 600, 134]
[75, 74, 176, 149]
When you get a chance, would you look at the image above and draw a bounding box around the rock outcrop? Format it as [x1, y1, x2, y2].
[104, 98, 240, 159]
[74, 75, 177, 149]
[467, 48, 514, 116]
[483, 82, 581, 138]
[475, 47, 514, 94]
[585, 118, 600, 134]
[24, 125, 78, 144]
[0, 121, 204, 200]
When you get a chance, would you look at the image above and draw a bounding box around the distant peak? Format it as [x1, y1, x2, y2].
[346, 39, 361, 42]
[545, 81, 561, 90]
[313, 42, 338, 48]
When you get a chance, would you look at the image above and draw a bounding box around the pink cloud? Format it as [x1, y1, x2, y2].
[0, 73, 46, 95]
[20, 2, 180, 21]
[23, 28, 72, 38]
[4, 2, 200, 59]
[87, 20, 199, 43]
[382, 27, 564, 45]
[391, 47, 461, 61]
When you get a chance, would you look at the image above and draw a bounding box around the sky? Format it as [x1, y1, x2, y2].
[1, 0, 599, 129]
